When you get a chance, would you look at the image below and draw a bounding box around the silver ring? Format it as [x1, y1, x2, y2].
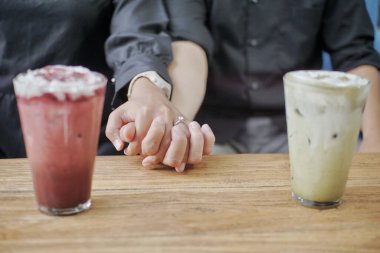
[174, 116, 186, 126]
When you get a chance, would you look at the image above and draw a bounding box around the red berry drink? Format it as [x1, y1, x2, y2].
[13, 65, 106, 215]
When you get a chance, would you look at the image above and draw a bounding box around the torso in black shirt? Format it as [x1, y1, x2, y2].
[166, 0, 380, 142]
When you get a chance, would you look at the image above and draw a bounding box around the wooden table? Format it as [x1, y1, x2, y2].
[0, 154, 379, 253]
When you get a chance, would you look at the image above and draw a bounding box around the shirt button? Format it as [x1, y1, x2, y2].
[249, 39, 259, 47]
[111, 77, 116, 83]
[250, 81, 260, 90]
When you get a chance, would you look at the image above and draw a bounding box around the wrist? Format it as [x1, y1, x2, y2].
[127, 71, 172, 100]
[128, 77, 168, 100]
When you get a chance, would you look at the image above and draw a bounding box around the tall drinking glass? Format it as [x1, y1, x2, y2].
[284, 70, 370, 208]
[13, 65, 106, 215]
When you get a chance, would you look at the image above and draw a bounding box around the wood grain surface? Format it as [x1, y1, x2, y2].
[0, 154, 379, 253]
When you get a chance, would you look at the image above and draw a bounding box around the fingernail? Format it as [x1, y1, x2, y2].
[177, 162, 186, 173]
[142, 160, 152, 167]
[142, 156, 156, 167]
[189, 121, 200, 129]
[202, 124, 211, 131]
[142, 159, 155, 169]
[113, 139, 123, 151]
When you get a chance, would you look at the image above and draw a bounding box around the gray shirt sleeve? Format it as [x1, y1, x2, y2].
[165, 0, 214, 58]
[322, 0, 380, 71]
[105, 0, 173, 107]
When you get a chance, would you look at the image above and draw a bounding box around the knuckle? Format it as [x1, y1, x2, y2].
[173, 134, 187, 146]
[191, 131, 203, 141]
[139, 106, 150, 117]
[142, 140, 159, 155]
[159, 106, 172, 119]
[152, 121, 165, 134]
[107, 111, 117, 125]
[105, 126, 114, 140]
[105, 128, 111, 139]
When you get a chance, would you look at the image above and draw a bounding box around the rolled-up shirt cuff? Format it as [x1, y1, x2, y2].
[171, 30, 214, 59]
[331, 45, 380, 72]
[111, 54, 172, 108]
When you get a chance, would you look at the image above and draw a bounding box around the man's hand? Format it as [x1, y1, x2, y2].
[106, 76, 179, 154]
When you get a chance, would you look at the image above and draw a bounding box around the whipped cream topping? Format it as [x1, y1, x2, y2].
[13, 65, 106, 101]
[285, 70, 370, 88]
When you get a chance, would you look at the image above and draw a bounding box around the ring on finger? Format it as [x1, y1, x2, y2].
[174, 116, 186, 126]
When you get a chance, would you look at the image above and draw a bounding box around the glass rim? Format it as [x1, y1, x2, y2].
[283, 70, 370, 90]
[13, 65, 107, 100]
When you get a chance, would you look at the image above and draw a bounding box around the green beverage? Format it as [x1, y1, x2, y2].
[284, 70, 370, 208]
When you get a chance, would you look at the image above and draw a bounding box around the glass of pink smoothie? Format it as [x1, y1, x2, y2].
[13, 65, 106, 215]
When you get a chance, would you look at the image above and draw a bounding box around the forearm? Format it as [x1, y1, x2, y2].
[168, 41, 208, 120]
[348, 65, 380, 141]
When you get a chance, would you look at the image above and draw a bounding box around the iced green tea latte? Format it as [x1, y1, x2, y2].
[284, 70, 370, 208]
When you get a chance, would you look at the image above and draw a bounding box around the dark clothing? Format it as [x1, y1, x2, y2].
[105, 0, 173, 107]
[0, 0, 114, 93]
[0, 94, 24, 157]
[165, 0, 380, 144]
[0, 0, 115, 157]
[0, 0, 172, 158]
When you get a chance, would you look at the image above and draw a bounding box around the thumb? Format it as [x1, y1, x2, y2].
[120, 122, 136, 143]
[105, 107, 130, 151]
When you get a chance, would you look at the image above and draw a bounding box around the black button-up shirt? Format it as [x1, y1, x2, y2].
[165, 0, 380, 142]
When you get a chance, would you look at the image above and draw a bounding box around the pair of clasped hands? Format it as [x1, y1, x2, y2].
[105, 77, 215, 173]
